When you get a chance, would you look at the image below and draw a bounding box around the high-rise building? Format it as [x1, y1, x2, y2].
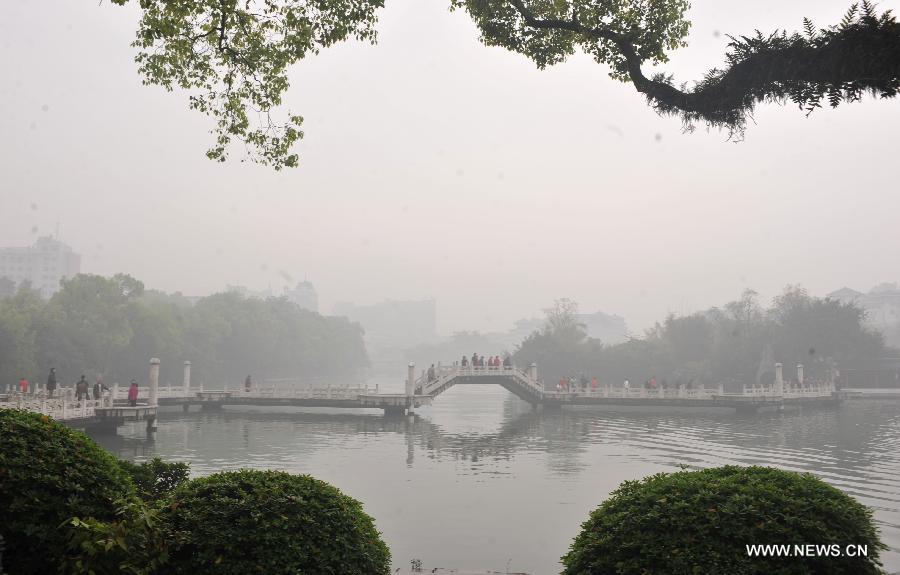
[0, 236, 81, 298]
[283, 281, 318, 312]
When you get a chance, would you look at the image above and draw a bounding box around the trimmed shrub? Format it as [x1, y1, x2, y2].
[162, 469, 391, 574]
[118, 457, 190, 501]
[0, 409, 134, 574]
[562, 465, 885, 575]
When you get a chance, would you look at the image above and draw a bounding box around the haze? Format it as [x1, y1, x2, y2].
[1, 0, 898, 334]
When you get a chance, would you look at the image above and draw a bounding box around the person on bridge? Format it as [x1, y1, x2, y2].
[558, 377, 567, 392]
[46, 367, 57, 397]
[19, 377, 29, 394]
[624, 379, 630, 392]
[93, 376, 109, 400]
[427, 364, 436, 382]
[75, 375, 89, 401]
[503, 355, 511, 368]
[128, 380, 139, 406]
[591, 376, 598, 390]
[245, 375, 252, 393]
[461, 355, 468, 368]
[472, 353, 479, 369]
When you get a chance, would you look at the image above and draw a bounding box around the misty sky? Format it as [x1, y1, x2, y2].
[1, 0, 898, 336]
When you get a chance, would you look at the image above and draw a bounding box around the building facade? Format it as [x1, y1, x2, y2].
[828, 283, 900, 347]
[0, 236, 81, 298]
[283, 281, 318, 312]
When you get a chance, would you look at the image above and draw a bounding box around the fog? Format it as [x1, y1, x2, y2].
[2, 0, 898, 335]
[3, 2, 900, 573]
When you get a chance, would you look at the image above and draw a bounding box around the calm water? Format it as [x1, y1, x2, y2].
[91, 386, 900, 574]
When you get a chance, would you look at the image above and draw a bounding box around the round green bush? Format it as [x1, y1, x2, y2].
[161, 469, 391, 575]
[562, 465, 885, 575]
[0, 409, 134, 574]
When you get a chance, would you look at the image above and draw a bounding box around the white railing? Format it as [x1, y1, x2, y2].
[236, 383, 376, 400]
[545, 385, 720, 400]
[109, 383, 378, 401]
[741, 382, 835, 398]
[415, 365, 544, 398]
[784, 382, 835, 398]
[0, 394, 109, 421]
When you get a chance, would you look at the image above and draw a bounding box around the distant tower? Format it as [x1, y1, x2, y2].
[284, 281, 318, 312]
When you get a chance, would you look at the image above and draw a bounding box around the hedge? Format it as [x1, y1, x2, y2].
[562, 465, 885, 574]
[0, 409, 134, 574]
[161, 469, 391, 574]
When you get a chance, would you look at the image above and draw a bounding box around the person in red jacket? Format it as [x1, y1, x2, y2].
[128, 379, 140, 407]
[19, 377, 28, 394]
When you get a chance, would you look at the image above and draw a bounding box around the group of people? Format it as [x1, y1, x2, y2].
[460, 353, 511, 369]
[13, 367, 142, 406]
[557, 373, 599, 392]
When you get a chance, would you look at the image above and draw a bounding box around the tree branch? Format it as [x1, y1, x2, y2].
[507, 0, 900, 131]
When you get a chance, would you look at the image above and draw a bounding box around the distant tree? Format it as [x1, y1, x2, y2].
[105, 1, 899, 168]
[0, 276, 16, 298]
[513, 287, 886, 389]
[769, 285, 885, 374]
[0, 286, 44, 384]
[514, 298, 595, 380]
[0, 273, 368, 387]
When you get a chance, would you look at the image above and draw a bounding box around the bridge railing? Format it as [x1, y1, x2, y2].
[0, 394, 108, 420]
[416, 365, 544, 397]
[109, 383, 378, 401]
[783, 382, 834, 398]
[237, 383, 376, 400]
[546, 386, 720, 400]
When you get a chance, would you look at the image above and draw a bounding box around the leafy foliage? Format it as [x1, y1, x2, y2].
[161, 469, 391, 575]
[117, 458, 191, 502]
[104, 1, 897, 167]
[453, 0, 690, 79]
[110, 0, 384, 169]
[460, 1, 899, 135]
[0, 410, 134, 575]
[513, 286, 886, 388]
[63, 498, 171, 575]
[0, 273, 368, 387]
[658, 2, 900, 133]
[562, 465, 885, 574]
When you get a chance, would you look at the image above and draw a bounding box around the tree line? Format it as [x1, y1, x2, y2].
[0, 274, 368, 388]
[512, 288, 889, 391]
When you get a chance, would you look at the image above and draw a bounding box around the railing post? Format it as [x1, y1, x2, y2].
[149, 357, 160, 407]
[775, 363, 784, 396]
[183, 361, 191, 397]
[407, 363, 416, 400]
[797, 363, 804, 386]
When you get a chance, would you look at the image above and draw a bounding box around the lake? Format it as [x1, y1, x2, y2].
[91, 385, 900, 574]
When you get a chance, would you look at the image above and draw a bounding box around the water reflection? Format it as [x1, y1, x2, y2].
[91, 387, 900, 574]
